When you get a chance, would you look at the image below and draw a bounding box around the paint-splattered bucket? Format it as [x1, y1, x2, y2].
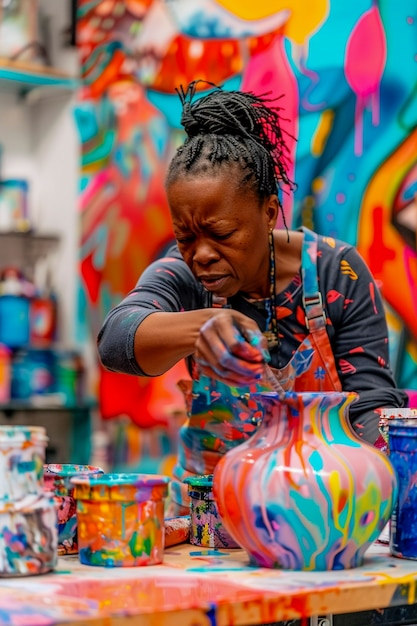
[0, 425, 48, 502]
[71, 473, 170, 567]
[389, 418, 417, 559]
[43, 464, 104, 556]
[0, 493, 57, 576]
[184, 474, 240, 549]
[377, 408, 417, 545]
[378, 407, 417, 454]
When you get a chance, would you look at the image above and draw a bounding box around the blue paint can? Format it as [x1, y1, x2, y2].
[389, 417, 417, 559]
[0, 295, 30, 348]
[11, 348, 55, 400]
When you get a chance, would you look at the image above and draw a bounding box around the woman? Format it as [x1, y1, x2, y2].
[98, 81, 408, 513]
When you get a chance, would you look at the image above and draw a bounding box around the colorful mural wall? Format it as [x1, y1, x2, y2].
[75, 0, 417, 446]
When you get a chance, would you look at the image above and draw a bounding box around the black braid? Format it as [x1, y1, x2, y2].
[166, 80, 295, 208]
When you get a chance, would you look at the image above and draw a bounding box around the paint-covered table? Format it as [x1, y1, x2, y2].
[1, 541, 417, 626]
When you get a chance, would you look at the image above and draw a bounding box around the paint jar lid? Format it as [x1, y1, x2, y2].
[71, 472, 170, 487]
[184, 474, 215, 499]
[71, 472, 170, 502]
[44, 464, 104, 477]
[44, 464, 104, 492]
[0, 425, 48, 445]
[380, 408, 417, 425]
[183, 474, 213, 489]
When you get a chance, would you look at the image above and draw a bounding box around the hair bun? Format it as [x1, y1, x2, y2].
[180, 102, 201, 137]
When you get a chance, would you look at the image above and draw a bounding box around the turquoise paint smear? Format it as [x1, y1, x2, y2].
[189, 549, 229, 556]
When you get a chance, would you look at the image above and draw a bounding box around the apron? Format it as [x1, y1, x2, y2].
[171, 227, 342, 508]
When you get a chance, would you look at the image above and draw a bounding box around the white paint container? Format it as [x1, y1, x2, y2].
[0, 426, 48, 502]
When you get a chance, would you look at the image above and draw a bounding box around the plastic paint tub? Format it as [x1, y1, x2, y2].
[0, 426, 48, 502]
[71, 473, 170, 567]
[0, 494, 57, 577]
[377, 409, 417, 545]
[184, 474, 240, 549]
[0, 295, 30, 348]
[43, 464, 104, 556]
[389, 418, 417, 559]
[379, 407, 417, 453]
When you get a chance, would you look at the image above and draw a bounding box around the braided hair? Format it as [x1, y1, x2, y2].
[166, 80, 295, 208]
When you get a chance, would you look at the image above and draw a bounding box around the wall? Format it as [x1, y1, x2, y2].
[0, 0, 79, 346]
[75, 0, 417, 432]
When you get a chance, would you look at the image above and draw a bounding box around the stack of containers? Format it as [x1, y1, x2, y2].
[0, 425, 57, 576]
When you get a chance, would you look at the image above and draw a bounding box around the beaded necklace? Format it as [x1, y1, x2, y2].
[211, 230, 279, 348]
[263, 229, 279, 349]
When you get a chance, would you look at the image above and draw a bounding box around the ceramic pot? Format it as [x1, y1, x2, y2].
[213, 391, 397, 571]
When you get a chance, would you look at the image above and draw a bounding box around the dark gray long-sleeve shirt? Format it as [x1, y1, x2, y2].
[98, 236, 408, 443]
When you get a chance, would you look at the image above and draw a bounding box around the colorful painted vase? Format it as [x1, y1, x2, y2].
[71, 473, 170, 567]
[0, 425, 48, 502]
[213, 391, 398, 571]
[184, 474, 239, 549]
[388, 418, 417, 560]
[43, 464, 104, 556]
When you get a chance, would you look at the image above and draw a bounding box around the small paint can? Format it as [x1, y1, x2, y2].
[379, 407, 417, 454]
[71, 473, 170, 567]
[0, 425, 48, 502]
[0, 178, 29, 231]
[184, 474, 240, 549]
[53, 349, 84, 406]
[389, 418, 417, 559]
[43, 464, 104, 555]
[377, 408, 417, 545]
[0, 493, 57, 577]
[0, 295, 30, 348]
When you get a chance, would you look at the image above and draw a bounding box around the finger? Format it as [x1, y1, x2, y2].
[197, 330, 265, 378]
[236, 326, 271, 363]
[229, 324, 266, 362]
[200, 316, 264, 364]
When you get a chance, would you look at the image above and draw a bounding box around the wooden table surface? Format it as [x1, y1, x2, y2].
[0, 541, 417, 625]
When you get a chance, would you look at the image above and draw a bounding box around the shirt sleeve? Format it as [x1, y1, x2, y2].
[97, 246, 205, 376]
[320, 242, 408, 442]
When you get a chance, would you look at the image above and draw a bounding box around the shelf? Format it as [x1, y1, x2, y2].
[0, 58, 79, 99]
[0, 230, 60, 272]
[0, 399, 96, 413]
[0, 400, 94, 464]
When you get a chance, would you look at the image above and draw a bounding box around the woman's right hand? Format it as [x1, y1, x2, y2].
[194, 309, 269, 387]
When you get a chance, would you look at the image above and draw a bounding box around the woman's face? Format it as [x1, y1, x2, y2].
[167, 170, 279, 299]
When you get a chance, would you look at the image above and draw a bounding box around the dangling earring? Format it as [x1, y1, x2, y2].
[263, 229, 279, 350]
